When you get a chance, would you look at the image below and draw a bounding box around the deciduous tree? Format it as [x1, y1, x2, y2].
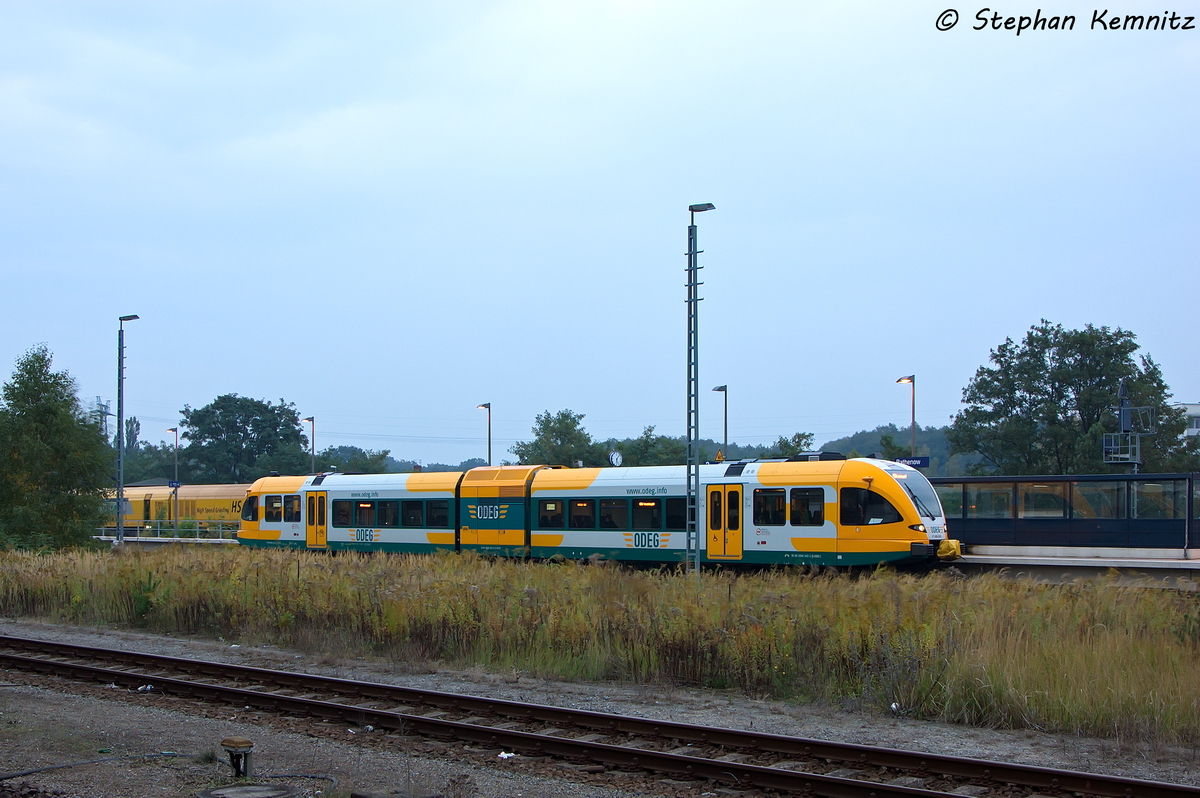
[948, 320, 1198, 474]
[510, 409, 606, 467]
[180, 394, 308, 482]
[0, 346, 111, 549]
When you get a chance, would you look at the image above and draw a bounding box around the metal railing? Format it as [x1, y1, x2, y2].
[97, 520, 240, 540]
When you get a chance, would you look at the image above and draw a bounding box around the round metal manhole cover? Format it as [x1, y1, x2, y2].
[197, 786, 299, 798]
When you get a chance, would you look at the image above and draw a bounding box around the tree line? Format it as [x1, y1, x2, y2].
[2, 321, 1197, 549]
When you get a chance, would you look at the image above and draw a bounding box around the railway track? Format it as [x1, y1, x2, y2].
[1, 634, 1195, 798]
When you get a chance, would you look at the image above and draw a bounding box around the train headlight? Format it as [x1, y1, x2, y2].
[908, 523, 926, 533]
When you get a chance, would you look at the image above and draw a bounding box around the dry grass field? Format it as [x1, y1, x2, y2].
[1, 547, 1197, 747]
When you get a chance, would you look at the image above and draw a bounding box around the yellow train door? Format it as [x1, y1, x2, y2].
[706, 484, 744, 560]
[306, 491, 327, 549]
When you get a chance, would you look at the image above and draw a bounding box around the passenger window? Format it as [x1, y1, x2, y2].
[240, 495, 259, 522]
[378, 500, 399, 527]
[539, 500, 565, 529]
[753, 489, 786, 526]
[354, 501, 375, 527]
[839, 488, 903, 526]
[631, 499, 661, 530]
[599, 499, 628, 529]
[569, 499, 596, 529]
[331, 500, 351, 527]
[283, 495, 302, 523]
[264, 495, 283, 523]
[427, 500, 450, 528]
[790, 488, 824, 526]
[665, 497, 687, 530]
[402, 500, 424, 527]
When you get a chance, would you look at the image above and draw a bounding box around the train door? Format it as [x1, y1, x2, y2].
[306, 491, 327, 549]
[706, 484, 744, 560]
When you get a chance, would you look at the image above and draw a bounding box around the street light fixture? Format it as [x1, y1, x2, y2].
[477, 403, 492, 466]
[166, 427, 179, 527]
[301, 417, 315, 473]
[115, 314, 139, 545]
[685, 202, 714, 575]
[896, 375, 916, 457]
[712, 385, 728, 456]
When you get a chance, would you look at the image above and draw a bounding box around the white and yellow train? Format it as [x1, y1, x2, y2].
[236, 457, 961, 567]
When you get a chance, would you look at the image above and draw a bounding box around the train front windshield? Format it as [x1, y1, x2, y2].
[893, 471, 943, 520]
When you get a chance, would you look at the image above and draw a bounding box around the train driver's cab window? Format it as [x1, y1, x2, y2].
[753, 489, 786, 526]
[283, 495, 302, 523]
[569, 499, 596, 529]
[331, 500, 352, 527]
[240, 495, 259, 522]
[427, 500, 450, 528]
[839, 488, 903, 526]
[539, 500, 565, 528]
[264, 495, 283, 523]
[790, 488, 824, 526]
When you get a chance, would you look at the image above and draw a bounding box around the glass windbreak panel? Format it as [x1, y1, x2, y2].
[264, 495, 283, 523]
[631, 499, 661, 530]
[965, 483, 1013, 518]
[709, 491, 723, 530]
[331, 500, 351, 527]
[539, 500, 565, 528]
[354, 501, 375, 527]
[284, 495, 302, 523]
[935, 485, 963, 519]
[727, 489, 740, 531]
[241, 495, 259, 522]
[790, 488, 824, 526]
[753, 489, 786, 526]
[892, 471, 944, 519]
[427, 500, 450, 528]
[599, 499, 628, 529]
[378, 500, 399, 527]
[1133, 480, 1186, 520]
[1070, 482, 1126, 519]
[569, 499, 596, 529]
[1018, 483, 1066, 518]
[401, 500, 423, 527]
[840, 488, 903, 526]
[665, 497, 687, 530]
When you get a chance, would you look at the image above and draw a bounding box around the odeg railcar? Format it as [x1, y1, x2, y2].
[236, 457, 960, 567]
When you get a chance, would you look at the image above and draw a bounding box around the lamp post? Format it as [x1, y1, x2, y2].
[477, 403, 492, 466]
[166, 427, 179, 526]
[686, 202, 714, 575]
[896, 375, 916, 457]
[115, 314, 139, 545]
[712, 385, 727, 456]
[301, 417, 315, 473]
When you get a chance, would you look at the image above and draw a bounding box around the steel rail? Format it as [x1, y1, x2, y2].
[1, 635, 1196, 798]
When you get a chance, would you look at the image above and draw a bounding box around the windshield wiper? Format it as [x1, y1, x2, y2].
[900, 482, 936, 518]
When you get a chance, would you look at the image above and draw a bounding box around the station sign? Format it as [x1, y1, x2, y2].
[894, 457, 930, 469]
[168, 481, 181, 489]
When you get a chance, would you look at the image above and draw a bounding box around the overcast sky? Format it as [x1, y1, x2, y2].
[1, 1, 1196, 465]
